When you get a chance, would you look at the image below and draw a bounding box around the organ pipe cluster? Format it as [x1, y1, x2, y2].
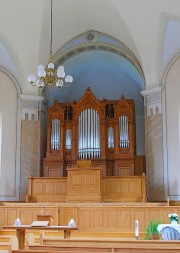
[78, 108, 100, 159]
[51, 119, 60, 150]
[119, 115, 129, 148]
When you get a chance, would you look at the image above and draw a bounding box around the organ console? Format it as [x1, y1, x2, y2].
[43, 88, 143, 177]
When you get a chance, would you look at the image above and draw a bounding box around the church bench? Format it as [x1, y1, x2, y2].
[27, 240, 180, 252]
[12, 243, 180, 253]
[12, 251, 104, 253]
[0, 235, 18, 251]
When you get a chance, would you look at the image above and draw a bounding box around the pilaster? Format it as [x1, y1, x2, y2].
[19, 94, 46, 201]
[141, 86, 165, 201]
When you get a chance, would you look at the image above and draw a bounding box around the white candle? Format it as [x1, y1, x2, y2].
[135, 220, 139, 238]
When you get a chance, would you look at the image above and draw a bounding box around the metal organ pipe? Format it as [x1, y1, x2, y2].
[66, 129, 72, 149]
[78, 108, 100, 159]
[107, 127, 114, 148]
[51, 119, 60, 150]
[93, 109, 96, 158]
[119, 115, 129, 148]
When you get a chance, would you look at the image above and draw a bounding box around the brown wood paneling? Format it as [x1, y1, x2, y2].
[66, 167, 102, 202]
[1, 203, 180, 237]
[27, 175, 146, 203]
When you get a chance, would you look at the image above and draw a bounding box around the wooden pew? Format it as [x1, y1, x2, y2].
[2, 226, 78, 250]
[12, 240, 180, 253]
[33, 238, 180, 249]
[0, 235, 18, 252]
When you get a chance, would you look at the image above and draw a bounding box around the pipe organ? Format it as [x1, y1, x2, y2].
[43, 88, 144, 177]
[78, 108, 100, 159]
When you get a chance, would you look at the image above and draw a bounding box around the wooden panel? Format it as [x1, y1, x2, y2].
[1, 203, 180, 237]
[115, 163, 134, 176]
[44, 166, 64, 177]
[28, 177, 67, 202]
[59, 206, 77, 226]
[6, 209, 18, 225]
[18, 209, 31, 224]
[33, 182, 43, 194]
[36, 215, 53, 225]
[27, 175, 146, 203]
[0, 205, 59, 226]
[119, 167, 132, 176]
[56, 181, 67, 194]
[134, 155, 146, 175]
[66, 167, 102, 202]
[76, 205, 180, 233]
[44, 182, 55, 194]
[29, 241, 180, 253]
[0, 209, 6, 227]
[102, 176, 146, 202]
[133, 209, 146, 228]
[77, 160, 91, 168]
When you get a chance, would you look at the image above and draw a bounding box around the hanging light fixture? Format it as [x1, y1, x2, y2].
[27, 0, 73, 89]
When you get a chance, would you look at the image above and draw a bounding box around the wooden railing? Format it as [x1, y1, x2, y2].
[0, 202, 176, 236]
[27, 174, 146, 203]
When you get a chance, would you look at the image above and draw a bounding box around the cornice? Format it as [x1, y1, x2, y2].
[140, 86, 162, 116]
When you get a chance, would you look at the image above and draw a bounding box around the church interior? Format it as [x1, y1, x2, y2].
[1, 0, 180, 252]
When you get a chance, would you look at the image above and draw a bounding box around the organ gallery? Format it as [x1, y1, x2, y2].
[43, 88, 145, 178]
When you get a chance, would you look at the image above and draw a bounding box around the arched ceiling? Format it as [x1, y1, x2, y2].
[46, 50, 143, 106]
[45, 30, 144, 105]
[0, 0, 180, 96]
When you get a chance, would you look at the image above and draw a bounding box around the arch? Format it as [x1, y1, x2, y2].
[45, 31, 146, 157]
[161, 53, 180, 200]
[0, 66, 21, 94]
[0, 112, 2, 174]
[0, 33, 24, 91]
[0, 67, 21, 201]
[161, 52, 180, 87]
[53, 30, 145, 87]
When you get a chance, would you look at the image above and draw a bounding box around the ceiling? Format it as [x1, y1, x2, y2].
[0, 0, 180, 103]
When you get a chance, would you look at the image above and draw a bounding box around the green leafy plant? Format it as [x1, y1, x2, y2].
[168, 212, 179, 222]
[145, 220, 161, 240]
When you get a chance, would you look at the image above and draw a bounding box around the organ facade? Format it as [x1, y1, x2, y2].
[43, 88, 145, 177]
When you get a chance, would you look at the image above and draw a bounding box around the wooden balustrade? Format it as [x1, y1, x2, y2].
[0, 202, 178, 237]
[27, 174, 146, 203]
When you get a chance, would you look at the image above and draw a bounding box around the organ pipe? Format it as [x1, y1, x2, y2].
[78, 108, 100, 159]
[66, 129, 72, 149]
[107, 127, 114, 148]
[119, 115, 129, 148]
[51, 119, 60, 150]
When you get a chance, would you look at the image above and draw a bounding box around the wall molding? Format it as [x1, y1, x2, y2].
[20, 94, 44, 121]
[141, 86, 162, 116]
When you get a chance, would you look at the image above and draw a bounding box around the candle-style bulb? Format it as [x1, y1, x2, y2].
[135, 220, 139, 240]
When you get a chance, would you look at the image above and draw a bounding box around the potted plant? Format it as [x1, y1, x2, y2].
[168, 212, 179, 224]
[145, 220, 161, 240]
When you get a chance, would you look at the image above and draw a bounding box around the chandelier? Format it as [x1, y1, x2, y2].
[27, 0, 73, 89]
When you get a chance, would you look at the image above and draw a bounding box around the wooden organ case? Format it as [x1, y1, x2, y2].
[43, 88, 137, 177]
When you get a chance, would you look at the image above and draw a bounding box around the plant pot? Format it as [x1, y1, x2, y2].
[170, 220, 178, 225]
[151, 234, 160, 240]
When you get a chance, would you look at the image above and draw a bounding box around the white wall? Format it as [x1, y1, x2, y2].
[0, 70, 20, 200]
[165, 57, 180, 200]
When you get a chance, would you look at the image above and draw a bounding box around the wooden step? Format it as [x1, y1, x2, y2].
[0, 236, 18, 251]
